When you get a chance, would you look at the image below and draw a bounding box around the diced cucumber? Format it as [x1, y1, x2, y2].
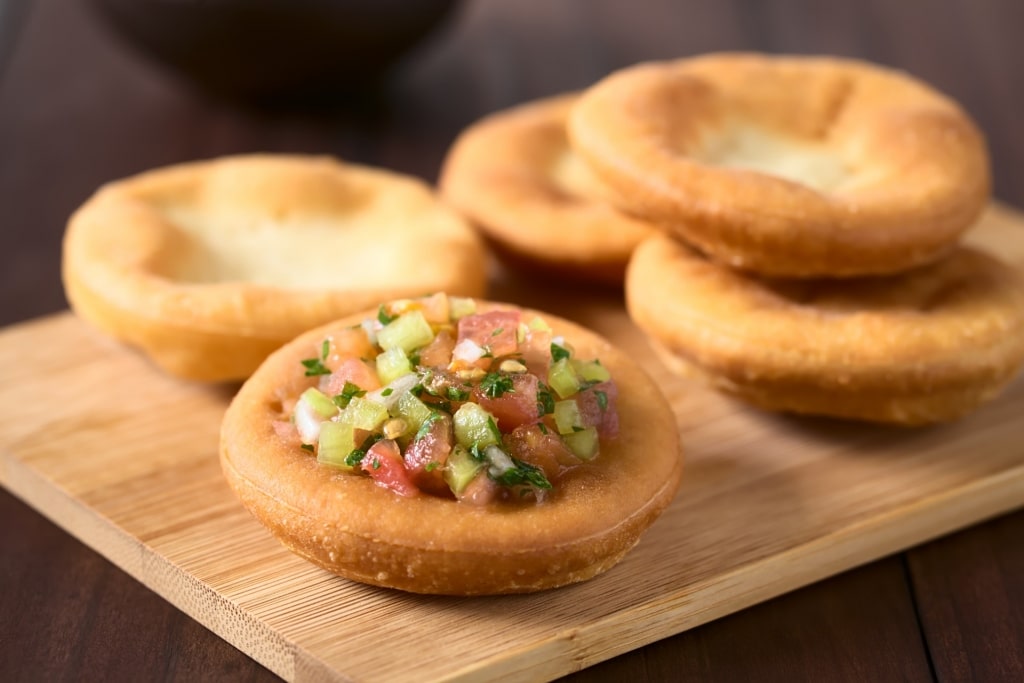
[449, 296, 477, 321]
[573, 359, 610, 383]
[553, 400, 582, 435]
[453, 402, 500, 450]
[548, 357, 581, 398]
[341, 396, 389, 432]
[444, 445, 484, 496]
[376, 347, 414, 386]
[300, 387, 338, 419]
[394, 391, 433, 432]
[377, 310, 434, 353]
[528, 316, 551, 332]
[317, 421, 358, 469]
[563, 426, 599, 460]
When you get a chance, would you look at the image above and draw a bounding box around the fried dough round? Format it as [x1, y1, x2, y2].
[220, 300, 683, 595]
[626, 235, 1024, 425]
[63, 155, 487, 381]
[570, 53, 991, 277]
[439, 94, 654, 284]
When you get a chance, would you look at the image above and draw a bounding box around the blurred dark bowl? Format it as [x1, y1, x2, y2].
[88, 0, 459, 103]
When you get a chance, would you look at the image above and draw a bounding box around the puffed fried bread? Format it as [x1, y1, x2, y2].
[570, 53, 990, 278]
[63, 154, 488, 381]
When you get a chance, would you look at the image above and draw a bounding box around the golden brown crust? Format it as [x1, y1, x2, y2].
[439, 94, 654, 284]
[570, 53, 991, 277]
[626, 235, 1024, 425]
[219, 301, 683, 594]
[62, 154, 488, 381]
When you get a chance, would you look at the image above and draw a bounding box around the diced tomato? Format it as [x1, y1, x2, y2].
[474, 372, 539, 431]
[417, 292, 451, 324]
[504, 423, 579, 481]
[324, 328, 375, 371]
[576, 380, 619, 438]
[418, 328, 455, 368]
[457, 310, 521, 358]
[403, 414, 453, 496]
[360, 439, 419, 497]
[457, 472, 499, 505]
[519, 325, 553, 377]
[323, 358, 382, 395]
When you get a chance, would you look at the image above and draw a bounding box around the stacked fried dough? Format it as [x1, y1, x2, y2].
[443, 53, 1024, 424]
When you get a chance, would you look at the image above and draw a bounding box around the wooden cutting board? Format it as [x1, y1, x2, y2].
[2, 206, 1024, 682]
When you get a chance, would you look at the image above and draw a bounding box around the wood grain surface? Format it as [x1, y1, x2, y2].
[2, 207, 1023, 681]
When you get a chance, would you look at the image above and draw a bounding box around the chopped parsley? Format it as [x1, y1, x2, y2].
[491, 327, 504, 337]
[381, 387, 394, 397]
[300, 357, 331, 377]
[537, 422, 549, 435]
[595, 390, 608, 411]
[425, 462, 439, 472]
[536, 383, 556, 416]
[344, 433, 383, 467]
[479, 372, 514, 398]
[345, 449, 366, 467]
[550, 342, 571, 362]
[492, 458, 552, 490]
[414, 412, 442, 441]
[300, 443, 314, 452]
[377, 305, 397, 325]
[332, 381, 366, 408]
[446, 386, 470, 402]
[372, 458, 382, 470]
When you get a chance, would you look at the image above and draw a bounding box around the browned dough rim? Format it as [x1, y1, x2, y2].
[62, 154, 488, 381]
[439, 94, 654, 284]
[569, 53, 991, 278]
[626, 235, 1024, 425]
[219, 300, 684, 594]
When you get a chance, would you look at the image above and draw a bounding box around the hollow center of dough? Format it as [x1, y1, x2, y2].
[548, 149, 614, 203]
[159, 207, 434, 289]
[695, 125, 851, 192]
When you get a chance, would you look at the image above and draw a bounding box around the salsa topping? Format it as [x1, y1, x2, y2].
[285, 293, 619, 504]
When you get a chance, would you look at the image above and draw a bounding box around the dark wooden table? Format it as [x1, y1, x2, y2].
[1, 0, 1022, 680]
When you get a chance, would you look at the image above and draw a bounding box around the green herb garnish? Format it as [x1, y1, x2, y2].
[595, 390, 608, 411]
[492, 458, 552, 490]
[377, 305, 397, 325]
[550, 343, 571, 362]
[345, 449, 366, 467]
[446, 386, 470, 402]
[414, 412, 442, 441]
[491, 327, 504, 337]
[537, 423, 548, 435]
[480, 372, 514, 398]
[536, 383, 556, 416]
[300, 358, 331, 376]
[332, 381, 366, 408]
[425, 462, 439, 472]
[300, 443, 314, 452]
[381, 387, 394, 397]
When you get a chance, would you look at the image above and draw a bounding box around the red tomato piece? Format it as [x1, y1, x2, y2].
[475, 372, 539, 431]
[457, 472, 499, 505]
[519, 325, 553, 377]
[418, 328, 455, 368]
[457, 310, 521, 358]
[361, 439, 419, 497]
[417, 292, 451, 324]
[576, 380, 619, 438]
[504, 423, 580, 481]
[403, 414, 454, 496]
[324, 328, 375, 371]
[323, 358, 382, 395]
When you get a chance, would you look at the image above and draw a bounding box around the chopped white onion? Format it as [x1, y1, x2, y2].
[361, 318, 382, 345]
[452, 338, 486, 363]
[364, 373, 419, 409]
[485, 445, 514, 477]
[293, 398, 325, 445]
